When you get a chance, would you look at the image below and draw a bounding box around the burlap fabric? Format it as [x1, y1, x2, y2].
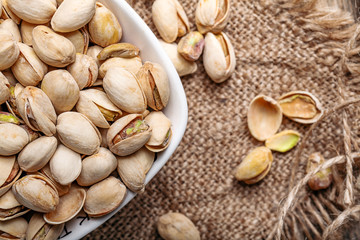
[84, 0, 360, 239]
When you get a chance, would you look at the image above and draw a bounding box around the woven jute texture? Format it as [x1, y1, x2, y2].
[84, 0, 360, 239]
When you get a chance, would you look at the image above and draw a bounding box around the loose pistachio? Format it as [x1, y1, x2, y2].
[60, 28, 89, 54]
[67, 53, 98, 90]
[99, 56, 142, 78]
[0, 19, 21, 42]
[195, 0, 230, 34]
[1, 0, 21, 25]
[0, 123, 29, 156]
[7, 0, 56, 24]
[307, 152, 333, 190]
[0, 29, 19, 71]
[144, 111, 172, 152]
[178, 31, 205, 61]
[97, 43, 139, 60]
[265, 130, 301, 153]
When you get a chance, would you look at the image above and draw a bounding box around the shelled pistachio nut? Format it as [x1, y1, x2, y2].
[32, 26, 76, 67]
[107, 114, 152, 156]
[7, 0, 56, 24]
[77, 147, 117, 186]
[11, 43, 48, 86]
[157, 212, 201, 240]
[265, 130, 300, 153]
[195, 0, 230, 34]
[278, 91, 324, 124]
[247, 95, 282, 141]
[0, 155, 22, 197]
[60, 28, 89, 54]
[137, 61, 170, 111]
[84, 176, 126, 217]
[233, 147, 273, 184]
[178, 31, 205, 61]
[51, 0, 96, 32]
[88, 2, 122, 47]
[0, 123, 29, 156]
[76, 88, 122, 128]
[144, 111, 172, 152]
[0, 19, 21, 42]
[26, 213, 64, 240]
[20, 21, 36, 46]
[103, 67, 147, 113]
[99, 56, 142, 78]
[0, 29, 19, 71]
[1, 0, 21, 25]
[0, 217, 28, 240]
[16, 86, 57, 136]
[56, 112, 101, 155]
[97, 43, 139, 60]
[67, 53, 98, 90]
[307, 152, 333, 190]
[152, 0, 190, 43]
[41, 70, 80, 114]
[203, 32, 236, 83]
[0, 72, 10, 105]
[0, 189, 30, 221]
[87, 45, 103, 67]
[0, 111, 20, 125]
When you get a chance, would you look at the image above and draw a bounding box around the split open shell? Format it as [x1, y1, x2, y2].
[0, 155, 22, 197]
[0, 123, 29, 156]
[0, 217, 28, 240]
[247, 95, 282, 141]
[195, 0, 230, 34]
[0, 189, 30, 221]
[26, 213, 64, 240]
[67, 53, 98, 90]
[144, 111, 172, 152]
[265, 130, 300, 153]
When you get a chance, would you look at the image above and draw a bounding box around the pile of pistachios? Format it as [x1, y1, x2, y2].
[152, 0, 236, 83]
[0, 0, 174, 239]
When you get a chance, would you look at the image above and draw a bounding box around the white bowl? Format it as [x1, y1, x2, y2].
[58, 1, 188, 239]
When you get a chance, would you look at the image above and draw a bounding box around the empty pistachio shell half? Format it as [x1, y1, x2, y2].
[307, 152, 333, 190]
[233, 147, 273, 184]
[0, 217, 28, 240]
[0, 189, 30, 221]
[247, 95, 282, 141]
[0, 155, 22, 197]
[0, 19, 21, 42]
[195, 0, 230, 34]
[0, 123, 29, 156]
[7, 0, 56, 24]
[99, 56, 142, 78]
[157, 212, 201, 240]
[0, 29, 19, 71]
[278, 91, 324, 124]
[0, 72, 10, 105]
[265, 130, 300, 153]
[178, 31, 205, 61]
[144, 111, 172, 152]
[97, 43, 139, 60]
[26, 213, 64, 240]
[67, 53, 98, 90]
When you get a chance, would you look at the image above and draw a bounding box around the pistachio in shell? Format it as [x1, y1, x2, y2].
[0, 217, 28, 240]
[144, 111, 172, 152]
[247, 95, 282, 141]
[40, 164, 71, 197]
[0, 156, 22, 197]
[97, 43, 139, 60]
[26, 212, 64, 240]
[178, 31, 205, 61]
[0, 19, 21, 42]
[0, 29, 19, 71]
[86, 45, 103, 67]
[7, 0, 56, 24]
[0, 123, 29, 156]
[0, 71, 10, 105]
[307, 152, 333, 190]
[67, 53, 98, 90]
[195, 0, 230, 34]
[99, 56, 142, 78]
[265, 130, 300, 153]
[60, 28, 89, 54]
[1, 0, 21, 25]
[0, 189, 30, 221]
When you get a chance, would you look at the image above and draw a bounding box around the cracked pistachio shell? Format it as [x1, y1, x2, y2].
[1, 0, 21, 25]
[203, 32, 236, 83]
[51, 0, 96, 32]
[16, 86, 57, 136]
[195, 0, 230, 34]
[0, 189, 30, 221]
[144, 111, 172, 152]
[178, 31, 205, 61]
[117, 147, 155, 193]
[26, 213, 64, 240]
[44, 185, 86, 224]
[12, 174, 59, 213]
[0, 71, 10, 104]
[11, 43, 48, 86]
[0, 19, 21, 42]
[99, 56, 142, 78]
[67, 53, 98, 90]
[247, 95, 282, 141]
[41, 70, 80, 114]
[137, 62, 170, 111]
[18, 136, 57, 172]
[159, 40, 197, 77]
[87, 45, 103, 67]
[77, 147, 117, 186]
[32, 26, 76, 67]
[103, 67, 147, 113]
[0, 123, 29, 156]
[88, 2, 122, 47]
[7, 0, 56, 24]
[152, 0, 190, 43]
[60, 28, 89, 54]
[56, 112, 101, 155]
[97, 43, 139, 61]
[265, 130, 300, 153]
[307, 152, 333, 190]
[107, 114, 152, 156]
[76, 88, 122, 128]
[157, 212, 201, 240]
[0, 155, 22, 197]
[278, 91, 324, 124]
[84, 176, 126, 217]
[20, 21, 36, 46]
[0, 217, 28, 239]
[233, 147, 273, 184]
[0, 29, 19, 71]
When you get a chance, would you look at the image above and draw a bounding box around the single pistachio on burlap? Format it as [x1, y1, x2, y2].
[51, 0, 96, 32]
[247, 95, 282, 141]
[88, 2, 122, 47]
[0, 111, 20, 124]
[178, 31, 205, 61]
[0, 189, 31, 221]
[195, 0, 230, 34]
[11, 43, 48, 86]
[107, 114, 152, 156]
[117, 147, 155, 193]
[16, 86, 57, 136]
[0, 123, 29, 156]
[32, 26, 76, 67]
[157, 212, 201, 240]
[203, 32, 236, 83]
[84, 176, 126, 217]
[307, 152, 333, 190]
[159, 40, 197, 76]
[1, 0, 21, 24]
[136, 61, 170, 111]
[20, 21, 37, 46]
[67, 53, 98, 90]
[0, 29, 19, 71]
[0, 155, 22, 197]
[0, 217, 28, 240]
[76, 88, 122, 128]
[76, 147, 117, 186]
[26, 213, 64, 240]
[144, 111, 172, 152]
[103, 67, 147, 113]
[17, 136, 57, 172]
[0, 71, 10, 105]
[265, 130, 301, 153]
[233, 146, 273, 184]
[97, 43, 140, 60]
[60, 28, 89, 54]
[278, 91, 324, 124]
[39, 164, 70, 197]
[0, 19, 21, 42]
[99, 56, 142, 78]
[87, 45, 104, 67]
[152, 0, 190, 43]
[7, 0, 56, 24]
